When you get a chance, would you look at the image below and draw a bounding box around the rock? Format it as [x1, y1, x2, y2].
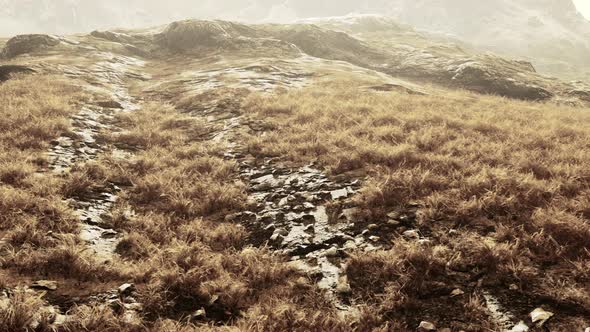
[367, 223, 379, 230]
[102, 229, 118, 238]
[510, 321, 529, 332]
[418, 321, 436, 331]
[2, 34, 61, 58]
[96, 100, 123, 109]
[264, 223, 276, 231]
[31, 280, 58, 291]
[303, 202, 315, 210]
[387, 219, 401, 226]
[336, 278, 352, 295]
[330, 189, 349, 200]
[270, 232, 284, 244]
[403, 230, 420, 239]
[190, 308, 206, 321]
[440, 329, 452, 332]
[585, 328, 590, 332]
[90, 30, 135, 44]
[369, 236, 380, 242]
[530, 308, 553, 326]
[387, 211, 400, 219]
[118, 283, 135, 296]
[343, 240, 357, 250]
[325, 247, 339, 257]
[509, 284, 519, 291]
[0, 65, 35, 82]
[450, 288, 465, 297]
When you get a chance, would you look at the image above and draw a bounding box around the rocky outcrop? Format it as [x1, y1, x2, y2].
[0, 65, 35, 82]
[154, 20, 300, 56]
[90, 30, 136, 44]
[260, 23, 387, 66]
[1, 34, 60, 58]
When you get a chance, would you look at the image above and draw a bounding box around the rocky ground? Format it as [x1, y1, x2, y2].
[0, 17, 589, 332]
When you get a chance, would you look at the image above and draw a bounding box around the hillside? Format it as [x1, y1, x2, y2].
[0, 17, 589, 332]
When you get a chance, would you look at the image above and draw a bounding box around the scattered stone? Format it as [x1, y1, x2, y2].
[330, 189, 349, 200]
[191, 308, 206, 321]
[418, 321, 436, 331]
[440, 328, 452, 332]
[510, 321, 529, 332]
[96, 100, 123, 109]
[264, 223, 276, 231]
[369, 236, 380, 242]
[530, 308, 553, 326]
[387, 219, 401, 226]
[31, 280, 58, 291]
[343, 240, 357, 250]
[270, 233, 284, 244]
[336, 278, 352, 295]
[450, 288, 465, 297]
[387, 211, 400, 219]
[325, 247, 339, 257]
[102, 229, 118, 238]
[118, 283, 135, 296]
[367, 223, 379, 230]
[509, 284, 519, 291]
[403, 230, 420, 239]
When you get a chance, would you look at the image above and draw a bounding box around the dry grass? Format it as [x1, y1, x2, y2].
[58, 101, 352, 330]
[242, 81, 590, 329]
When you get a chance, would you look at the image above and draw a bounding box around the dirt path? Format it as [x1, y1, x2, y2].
[46, 53, 145, 262]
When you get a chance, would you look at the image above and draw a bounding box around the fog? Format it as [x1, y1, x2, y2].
[1, 0, 589, 37]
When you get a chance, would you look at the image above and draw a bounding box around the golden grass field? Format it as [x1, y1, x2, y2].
[1, 73, 590, 331]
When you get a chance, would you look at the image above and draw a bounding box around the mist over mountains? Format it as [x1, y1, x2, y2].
[1, 0, 589, 79]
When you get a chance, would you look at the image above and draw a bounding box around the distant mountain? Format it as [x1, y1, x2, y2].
[1, 0, 589, 79]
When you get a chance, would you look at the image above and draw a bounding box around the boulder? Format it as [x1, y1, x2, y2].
[1, 34, 60, 58]
[0, 65, 35, 82]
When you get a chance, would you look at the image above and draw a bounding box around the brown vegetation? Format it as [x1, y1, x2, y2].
[242, 82, 590, 330]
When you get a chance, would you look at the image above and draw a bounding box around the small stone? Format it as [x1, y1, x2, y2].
[303, 202, 315, 210]
[270, 233, 284, 243]
[418, 321, 436, 331]
[440, 329, 452, 332]
[325, 247, 339, 257]
[330, 189, 348, 200]
[387, 219, 401, 226]
[118, 283, 135, 296]
[367, 224, 379, 230]
[386, 211, 400, 219]
[450, 288, 465, 297]
[510, 321, 529, 332]
[102, 229, 118, 238]
[584, 328, 590, 332]
[336, 280, 352, 295]
[31, 280, 58, 291]
[343, 240, 357, 250]
[403, 230, 420, 239]
[264, 223, 276, 231]
[191, 308, 206, 321]
[530, 308, 553, 326]
[509, 284, 519, 291]
[369, 236, 380, 242]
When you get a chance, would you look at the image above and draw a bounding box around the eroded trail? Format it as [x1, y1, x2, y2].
[46, 53, 145, 261]
[198, 94, 380, 314]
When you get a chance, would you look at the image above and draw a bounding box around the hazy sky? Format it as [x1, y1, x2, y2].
[574, 0, 590, 18]
[0, 0, 589, 37]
